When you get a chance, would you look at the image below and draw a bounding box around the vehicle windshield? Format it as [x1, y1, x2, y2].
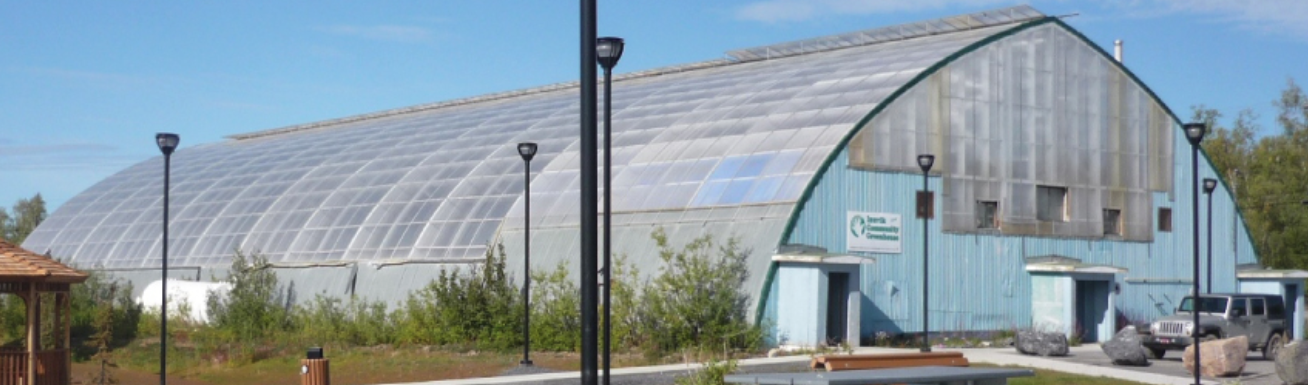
[1178, 297, 1229, 314]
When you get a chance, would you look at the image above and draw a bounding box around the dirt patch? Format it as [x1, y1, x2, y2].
[72, 361, 212, 385]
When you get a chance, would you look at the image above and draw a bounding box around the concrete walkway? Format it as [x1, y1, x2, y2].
[376, 344, 1220, 385]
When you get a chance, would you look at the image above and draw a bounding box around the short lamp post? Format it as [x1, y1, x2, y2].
[517, 142, 537, 367]
[1202, 178, 1217, 294]
[155, 132, 179, 385]
[917, 154, 934, 353]
[596, 36, 623, 385]
[1184, 122, 1206, 385]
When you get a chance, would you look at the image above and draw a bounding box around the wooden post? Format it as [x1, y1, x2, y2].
[64, 292, 71, 385]
[25, 285, 35, 385]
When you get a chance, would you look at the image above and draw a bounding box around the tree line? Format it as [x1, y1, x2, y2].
[1195, 77, 1308, 270]
[0, 193, 46, 245]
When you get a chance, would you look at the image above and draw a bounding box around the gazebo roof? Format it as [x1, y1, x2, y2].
[0, 240, 88, 283]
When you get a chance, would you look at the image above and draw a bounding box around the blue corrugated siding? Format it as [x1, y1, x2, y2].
[784, 135, 1257, 337]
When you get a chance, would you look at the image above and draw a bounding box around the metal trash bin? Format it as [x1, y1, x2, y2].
[301, 347, 330, 385]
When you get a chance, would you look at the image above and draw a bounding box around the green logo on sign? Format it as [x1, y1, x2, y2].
[849, 214, 899, 241]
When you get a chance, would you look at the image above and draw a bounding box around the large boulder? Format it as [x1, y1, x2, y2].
[1101, 327, 1149, 366]
[1182, 335, 1247, 378]
[1276, 340, 1308, 385]
[1014, 329, 1069, 357]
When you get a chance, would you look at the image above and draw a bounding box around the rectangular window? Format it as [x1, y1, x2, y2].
[1252, 298, 1265, 316]
[1159, 208, 1173, 232]
[1103, 209, 1122, 236]
[1231, 298, 1248, 317]
[916, 190, 934, 219]
[1269, 297, 1286, 319]
[976, 201, 999, 229]
[1036, 186, 1067, 222]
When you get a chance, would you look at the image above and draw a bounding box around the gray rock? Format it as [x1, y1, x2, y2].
[1276, 340, 1308, 385]
[1014, 329, 1069, 357]
[1101, 327, 1149, 366]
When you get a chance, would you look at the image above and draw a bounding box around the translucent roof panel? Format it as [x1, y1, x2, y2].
[24, 12, 1040, 268]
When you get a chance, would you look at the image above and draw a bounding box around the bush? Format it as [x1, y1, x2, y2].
[528, 260, 581, 351]
[294, 295, 395, 347]
[674, 358, 738, 385]
[640, 229, 760, 355]
[205, 251, 291, 343]
[72, 272, 141, 360]
[396, 244, 521, 350]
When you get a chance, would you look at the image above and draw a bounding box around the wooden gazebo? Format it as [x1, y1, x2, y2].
[0, 240, 88, 385]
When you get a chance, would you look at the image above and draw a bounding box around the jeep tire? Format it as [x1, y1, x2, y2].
[1264, 333, 1284, 360]
[1147, 347, 1166, 359]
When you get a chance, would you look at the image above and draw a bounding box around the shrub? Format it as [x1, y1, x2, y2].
[205, 250, 291, 343]
[674, 358, 738, 385]
[639, 229, 761, 355]
[528, 260, 581, 351]
[397, 244, 521, 350]
[294, 295, 395, 347]
[72, 272, 141, 360]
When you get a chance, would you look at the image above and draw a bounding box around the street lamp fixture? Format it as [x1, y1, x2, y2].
[916, 154, 934, 353]
[597, 37, 624, 71]
[1202, 178, 1217, 294]
[517, 142, 537, 367]
[596, 35, 623, 385]
[155, 132, 179, 385]
[1183, 122, 1205, 385]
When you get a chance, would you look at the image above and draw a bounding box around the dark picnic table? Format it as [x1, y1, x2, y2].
[723, 365, 1035, 385]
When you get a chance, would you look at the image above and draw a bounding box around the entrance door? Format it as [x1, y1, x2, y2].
[1075, 280, 1108, 343]
[826, 272, 849, 345]
[1286, 283, 1300, 339]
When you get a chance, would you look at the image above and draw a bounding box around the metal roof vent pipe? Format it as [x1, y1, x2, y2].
[1114, 39, 1123, 63]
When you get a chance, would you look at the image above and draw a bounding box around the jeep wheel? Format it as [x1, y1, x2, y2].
[1147, 347, 1166, 359]
[1200, 334, 1218, 343]
[1263, 333, 1284, 360]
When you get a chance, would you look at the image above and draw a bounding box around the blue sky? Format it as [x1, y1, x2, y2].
[2, 1, 1306, 212]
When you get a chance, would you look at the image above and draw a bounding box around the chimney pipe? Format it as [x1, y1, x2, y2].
[1114, 40, 1123, 63]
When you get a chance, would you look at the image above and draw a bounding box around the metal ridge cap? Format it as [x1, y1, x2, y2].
[725, 5, 1043, 63]
[226, 58, 733, 142]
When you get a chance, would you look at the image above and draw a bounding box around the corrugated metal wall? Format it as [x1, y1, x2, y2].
[784, 138, 1255, 337]
[779, 21, 1258, 337]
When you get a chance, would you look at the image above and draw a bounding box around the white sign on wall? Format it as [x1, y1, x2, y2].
[847, 211, 902, 253]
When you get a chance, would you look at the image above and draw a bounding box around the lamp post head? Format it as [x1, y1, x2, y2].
[917, 154, 935, 173]
[156, 133, 180, 156]
[1203, 178, 1217, 194]
[596, 37, 625, 70]
[1183, 122, 1206, 146]
[517, 142, 538, 162]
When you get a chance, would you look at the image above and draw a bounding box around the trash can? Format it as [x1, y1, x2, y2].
[301, 347, 330, 385]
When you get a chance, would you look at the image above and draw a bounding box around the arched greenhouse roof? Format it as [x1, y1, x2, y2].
[24, 6, 1047, 269]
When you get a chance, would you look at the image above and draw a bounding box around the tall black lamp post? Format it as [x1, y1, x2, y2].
[917, 154, 934, 353]
[578, 1, 600, 383]
[1202, 178, 1217, 294]
[517, 142, 537, 367]
[596, 35, 623, 385]
[155, 132, 179, 385]
[1183, 122, 1206, 385]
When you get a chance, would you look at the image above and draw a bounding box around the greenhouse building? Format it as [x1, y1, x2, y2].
[24, 6, 1300, 347]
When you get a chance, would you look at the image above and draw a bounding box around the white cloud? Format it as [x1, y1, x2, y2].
[734, 0, 1308, 40]
[1106, 0, 1308, 39]
[319, 25, 434, 43]
[734, 0, 1011, 23]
